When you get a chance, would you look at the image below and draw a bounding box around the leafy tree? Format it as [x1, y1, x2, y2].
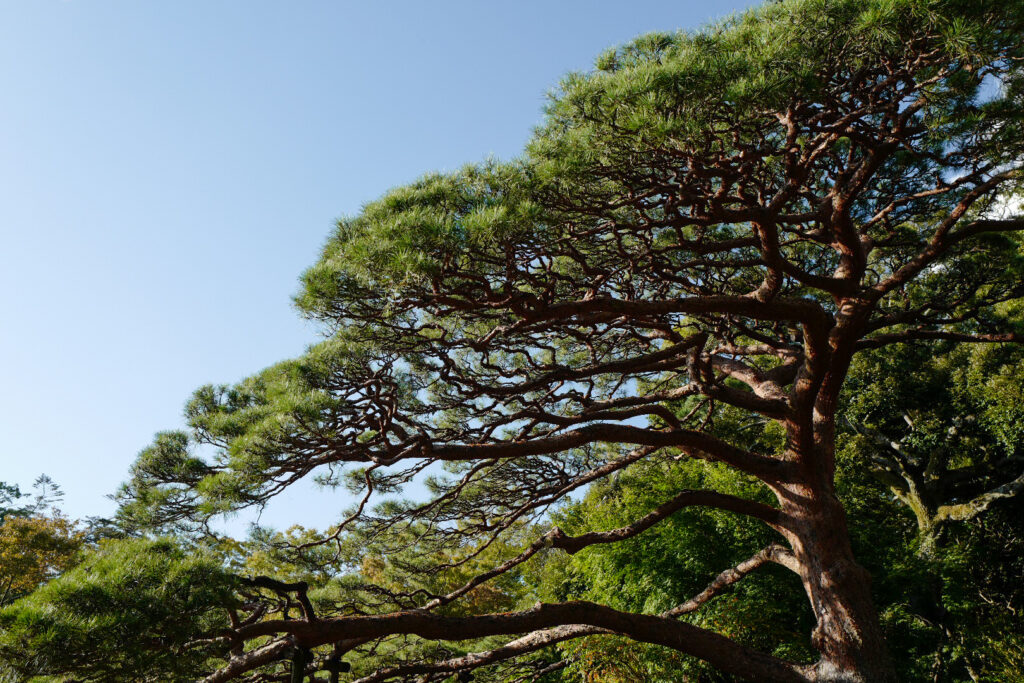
[25, 473, 65, 515]
[0, 475, 83, 607]
[11, 0, 1024, 681]
[843, 339, 1024, 555]
[0, 513, 82, 607]
[837, 339, 1024, 681]
[0, 537, 238, 682]
[0, 473, 64, 523]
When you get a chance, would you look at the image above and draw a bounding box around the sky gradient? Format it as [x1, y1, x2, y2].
[0, 0, 754, 532]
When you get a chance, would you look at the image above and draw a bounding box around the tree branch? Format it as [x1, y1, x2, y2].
[548, 490, 788, 554]
[231, 601, 811, 683]
[347, 544, 800, 683]
[935, 469, 1024, 524]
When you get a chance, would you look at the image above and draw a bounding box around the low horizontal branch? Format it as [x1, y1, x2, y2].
[232, 601, 810, 683]
[349, 624, 601, 683]
[228, 544, 801, 683]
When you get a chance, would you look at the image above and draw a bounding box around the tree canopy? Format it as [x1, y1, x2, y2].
[4, 0, 1024, 681]
[0, 475, 82, 608]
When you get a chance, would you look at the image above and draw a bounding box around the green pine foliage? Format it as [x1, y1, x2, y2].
[0, 538, 237, 682]
[3, 0, 1022, 680]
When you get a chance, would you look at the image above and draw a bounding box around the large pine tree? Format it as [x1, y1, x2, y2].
[5, 1, 1023, 681]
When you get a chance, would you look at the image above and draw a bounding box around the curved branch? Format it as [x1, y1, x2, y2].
[664, 544, 800, 617]
[202, 639, 293, 683]
[935, 470, 1024, 524]
[340, 544, 800, 683]
[424, 424, 791, 484]
[231, 600, 809, 683]
[243, 576, 316, 622]
[872, 177, 1023, 297]
[548, 490, 788, 554]
[349, 624, 602, 683]
[422, 488, 785, 613]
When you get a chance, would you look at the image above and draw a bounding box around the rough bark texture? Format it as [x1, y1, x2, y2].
[783, 485, 893, 682]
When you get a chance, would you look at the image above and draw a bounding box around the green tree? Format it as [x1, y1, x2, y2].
[844, 340, 1024, 555]
[0, 537, 238, 682]
[10, 0, 1024, 681]
[0, 514, 82, 607]
[532, 457, 813, 682]
[837, 339, 1024, 681]
[0, 476, 84, 607]
[0, 473, 64, 523]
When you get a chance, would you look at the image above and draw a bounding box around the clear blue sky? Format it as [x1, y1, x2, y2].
[0, 1, 754, 531]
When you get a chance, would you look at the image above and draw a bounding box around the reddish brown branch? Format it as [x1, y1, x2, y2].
[231, 601, 809, 683]
[292, 545, 798, 683]
[548, 490, 788, 554]
[424, 424, 791, 483]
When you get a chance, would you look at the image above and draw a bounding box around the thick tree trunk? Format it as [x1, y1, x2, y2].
[777, 464, 896, 682]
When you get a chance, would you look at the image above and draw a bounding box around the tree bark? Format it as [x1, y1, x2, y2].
[777, 456, 896, 682]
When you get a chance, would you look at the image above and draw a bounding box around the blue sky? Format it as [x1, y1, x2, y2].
[0, 0, 755, 532]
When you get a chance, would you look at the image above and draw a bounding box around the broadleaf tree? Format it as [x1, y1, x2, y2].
[844, 337, 1024, 556]
[837, 338, 1024, 680]
[14, 0, 1024, 681]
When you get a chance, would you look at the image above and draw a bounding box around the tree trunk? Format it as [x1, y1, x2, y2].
[776, 456, 896, 682]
